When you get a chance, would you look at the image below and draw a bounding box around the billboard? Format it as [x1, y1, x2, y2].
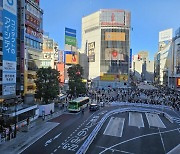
[105, 48, 125, 61]
[177, 78, 180, 87]
[159, 28, 173, 42]
[100, 73, 128, 81]
[88, 42, 95, 62]
[3, 0, 17, 96]
[64, 51, 78, 64]
[100, 9, 130, 27]
[65, 36, 76, 47]
[65, 27, 76, 47]
[105, 32, 125, 41]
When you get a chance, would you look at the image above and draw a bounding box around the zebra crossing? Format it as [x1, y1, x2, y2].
[172, 117, 180, 125]
[103, 112, 168, 138]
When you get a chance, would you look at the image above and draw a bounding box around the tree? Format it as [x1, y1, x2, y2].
[35, 67, 59, 104]
[67, 64, 86, 97]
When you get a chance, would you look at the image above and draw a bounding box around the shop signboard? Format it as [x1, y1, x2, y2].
[3, 61, 16, 72]
[3, 72, 16, 84]
[3, 0, 17, 96]
[130, 49, 132, 68]
[65, 27, 76, 47]
[3, 84, 16, 95]
[88, 42, 95, 62]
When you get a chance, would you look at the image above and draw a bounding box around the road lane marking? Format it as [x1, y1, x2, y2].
[158, 128, 166, 153]
[129, 112, 144, 128]
[145, 113, 166, 128]
[167, 144, 180, 154]
[97, 145, 135, 154]
[99, 128, 180, 154]
[103, 117, 125, 137]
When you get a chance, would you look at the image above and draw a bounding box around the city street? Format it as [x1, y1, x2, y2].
[19, 103, 180, 154]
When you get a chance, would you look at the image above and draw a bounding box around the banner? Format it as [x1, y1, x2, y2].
[88, 42, 95, 62]
[105, 32, 125, 41]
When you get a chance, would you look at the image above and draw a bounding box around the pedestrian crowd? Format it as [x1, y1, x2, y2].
[88, 86, 180, 111]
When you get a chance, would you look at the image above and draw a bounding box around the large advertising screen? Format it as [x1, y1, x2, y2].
[64, 51, 79, 65]
[100, 9, 130, 27]
[88, 42, 95, 62]
[105, 32, 125, 41]
[100, 73, 128, 81]
[177, 78, 180, 87]
[105, 48, 126, 61]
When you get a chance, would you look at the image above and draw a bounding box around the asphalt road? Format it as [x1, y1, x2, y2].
[21, 104, 180, 154]
[87, 111, 180, 154]
[21, 107, 111, 154]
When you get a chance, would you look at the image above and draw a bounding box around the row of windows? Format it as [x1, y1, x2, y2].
[0, 10, 2, 23]
[25, 37, 42, 50]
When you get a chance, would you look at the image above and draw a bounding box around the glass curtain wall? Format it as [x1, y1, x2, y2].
[100, 29, 129, 76]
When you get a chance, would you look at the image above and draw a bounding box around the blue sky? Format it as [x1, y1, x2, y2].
[40, 0, 180, 60]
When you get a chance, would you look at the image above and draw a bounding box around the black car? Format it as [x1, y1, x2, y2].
[89, 104, 99, 111]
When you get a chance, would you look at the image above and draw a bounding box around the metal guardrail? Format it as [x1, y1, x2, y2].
[111, 101, 172, 110]
[76, 107, 173, 154]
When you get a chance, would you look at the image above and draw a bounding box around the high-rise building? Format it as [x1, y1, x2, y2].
[0, 0, 40, 136]
[40, 34, 59, 69]
[19, 0, 43, 101]
[154, 29, 173, 86]
[132, 51, 154, 82]
[169, 27, 180, 89]
[81, 9, 131, 88]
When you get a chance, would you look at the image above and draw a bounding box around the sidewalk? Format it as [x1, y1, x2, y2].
[0, 108, 64, 154]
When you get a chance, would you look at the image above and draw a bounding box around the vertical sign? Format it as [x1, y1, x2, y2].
[65, 27, 76, 47]
[2, 0, 17, 95]
[130, 49, 132, 68]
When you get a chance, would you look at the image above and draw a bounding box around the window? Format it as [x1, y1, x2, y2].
[0, 10, 2, 22]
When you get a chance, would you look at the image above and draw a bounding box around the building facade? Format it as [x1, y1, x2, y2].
[154, 29, 173, 86]
[20, 0, 43, 101]
[169, 27, 180, 89]
[40, 34, 58, 69]
[81, 9, 131, 88]
[132, 51, 154, 82]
